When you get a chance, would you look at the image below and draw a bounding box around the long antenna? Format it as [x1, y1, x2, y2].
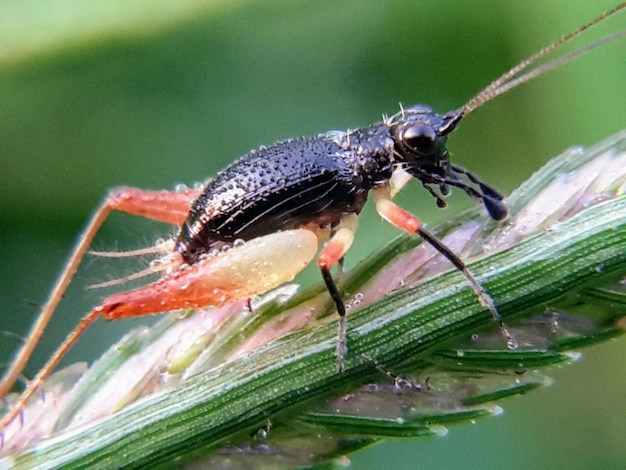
[440, 2, 626, 133]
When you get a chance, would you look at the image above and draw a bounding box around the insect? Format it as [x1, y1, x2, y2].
[1, 3, 624, 438]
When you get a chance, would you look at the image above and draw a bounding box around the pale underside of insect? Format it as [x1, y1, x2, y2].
[1, 2, 624, 441]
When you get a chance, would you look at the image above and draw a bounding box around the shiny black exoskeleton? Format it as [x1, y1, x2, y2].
[177, 105, 507, 264]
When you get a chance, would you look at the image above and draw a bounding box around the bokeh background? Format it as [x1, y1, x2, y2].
[1, 1, 624, 467]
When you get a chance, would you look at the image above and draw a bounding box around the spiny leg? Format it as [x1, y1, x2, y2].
[417, 227, 514, 347]
[317, 214, 358, 372]
[2, 310, 102, 437]
[373, 185, 514, 347]
[0, 229, 318, 434]
[0, 187, 200, 400]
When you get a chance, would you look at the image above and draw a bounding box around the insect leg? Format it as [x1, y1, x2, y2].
[317, 214, 359, 372]
[373, 185, 514, 347]
[107, 186, 201, 225]
[0, 187, 200, 400]
[99, 229, 319, 320]
[0, 229, 318, 434]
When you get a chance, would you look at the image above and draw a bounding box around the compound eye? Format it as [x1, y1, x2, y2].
[402, 124, 437, 155]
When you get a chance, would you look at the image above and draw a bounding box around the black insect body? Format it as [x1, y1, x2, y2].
[1, 3, 623, 439]
[177, 129, 394, 263]
[174, 104, 510, 370]
[177, 105, 505, 266]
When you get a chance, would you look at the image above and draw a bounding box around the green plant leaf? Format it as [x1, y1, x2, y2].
[2, 131, 625, 468]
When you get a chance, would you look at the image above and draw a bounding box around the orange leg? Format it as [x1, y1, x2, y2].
[0, 229, 318, 435]
[108, 186, 200, 226]
[0, 187, 200, 400]
[317, 214, 358, 372]
[99, 229, 318, 320]
[374, 185, 422, 235]
[373, 185, 513, 346]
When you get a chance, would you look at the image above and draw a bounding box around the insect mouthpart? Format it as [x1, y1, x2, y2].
[388, 105, 507, 221]
[446, 164, 509, 221]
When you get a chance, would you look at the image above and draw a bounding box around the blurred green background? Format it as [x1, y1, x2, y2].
[1, 0, 624, 467]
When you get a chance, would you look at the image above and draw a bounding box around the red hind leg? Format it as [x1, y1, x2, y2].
[108, 186, 200, 226]
[0, 187, 200, 400]
[100, 229, 318, 320]
[0, 229, 318, 434]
